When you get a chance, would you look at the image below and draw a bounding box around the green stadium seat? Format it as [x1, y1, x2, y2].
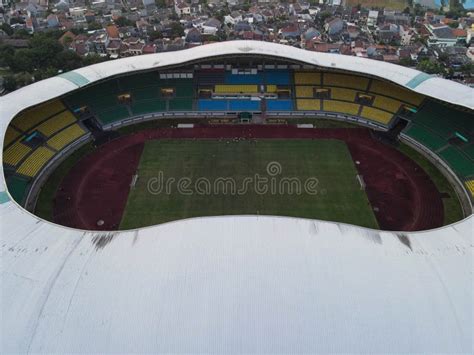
[97, 106, 130, 125]
[131, 101, 167, 115]
[439, 146, 474, 178]
[6, 176, 30, 204]
[404, 124, 447, 151]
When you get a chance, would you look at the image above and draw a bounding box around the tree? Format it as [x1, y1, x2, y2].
[155, 0, 167, 7]
[2, 74, 17, 92]
[417, 59, 445, 75]
[115, 17, 134, 27]
[87, 22, 103, 31]
[149, 30, 163, 41]
[170, 22, 184, 38]
[1, 23, 13, 36]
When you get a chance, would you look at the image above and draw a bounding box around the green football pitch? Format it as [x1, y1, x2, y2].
[120, 139, 379, 230]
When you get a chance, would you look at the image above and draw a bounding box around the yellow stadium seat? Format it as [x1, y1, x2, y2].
[369, 80, 424, 106]
[330, 88, 357, 102]
[4, 127, 22, 147]
[323, 74, 369, 91]
[3, 141, 31, 166]
[266, 85, 277, 93]
[372, 95, 402, 113]
[35, 111, 76, 137]
[294, 72, 321, 85]
[47, 124, 87, 151]
[360, 106, 394, 125]
[214, 85, 258, 94]
[17, 147, 55, 178]
[465, 180, 474, 197]
[323, 100, 360, 115]
[295, 86, 315, 98]
[11, 100, 65, 131]
[296, 99, 321, 111]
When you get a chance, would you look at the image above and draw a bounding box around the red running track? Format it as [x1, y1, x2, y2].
[53, 125, 444, 231]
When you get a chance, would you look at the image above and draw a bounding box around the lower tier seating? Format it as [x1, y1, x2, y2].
[360, 106, 394, 125]
[47, 124, 87, 151]
[438, 147, 474, 178]
[295, 86, 315, 98]
[228, 99, 260, 111]
[464, 180, 474, 198]
[323, 101, 360, 116]
[131, 101, 167, 115]
[266, 100, 293, 111]
[214, 85, 258, 94]
[16, 147, 55, 178]
[198, 99, 227, 111]
[3, 141, 31, 166]
[296, 99, 320, 111]
[97, 106, 130, 125]
[6, 176, 30, 204]
[404, 124, 447, 152]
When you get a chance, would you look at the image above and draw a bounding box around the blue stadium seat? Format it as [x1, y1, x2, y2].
[229, 100, 261, 111]
[264, 70, 290, 85]
[224, 73, 263, 84]
[266, 100, 293, 111]
[198, 99, 227, 111]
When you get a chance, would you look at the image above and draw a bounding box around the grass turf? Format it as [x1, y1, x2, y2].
[120, 139, 379, 229]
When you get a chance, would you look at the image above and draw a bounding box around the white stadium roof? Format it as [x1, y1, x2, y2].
[0, 41, 473, 353]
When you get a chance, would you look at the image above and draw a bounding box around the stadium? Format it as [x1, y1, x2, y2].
[1, 41, 472, 353]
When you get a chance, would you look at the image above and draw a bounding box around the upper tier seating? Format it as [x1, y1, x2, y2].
[224, 72, 263, 84]
[372, 95, 402, 114]
[370, 80, 424, 106]
[263, 70, 290, 85]
[35, 111, 76, 137]
[331, 88, 357, 102]
[4, 127, 22, 147]
[47, 124, 87, 151]
[11, 100, 66, 132]
[294, 72, 321, 85]
[360, 106, 393, 125]
[196, 70, 225, 85]
[16, 146, 55, 178]
[323, 100, 360, 116]
[323, 73, 369, 91]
